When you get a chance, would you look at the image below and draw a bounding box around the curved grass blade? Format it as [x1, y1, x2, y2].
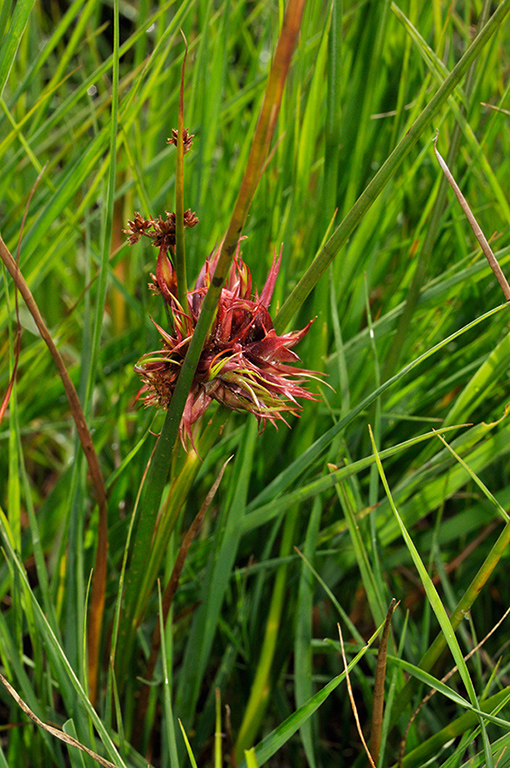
[0, 238, 109, 698]
[442, 331, 510, 430]
[0, 674, 118, 768]
[398, 605, 510, 765]
[434, 431, 509, 522]
[392, 465, 510, 722]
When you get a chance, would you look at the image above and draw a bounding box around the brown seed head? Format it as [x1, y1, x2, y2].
[124, 212, 153, 245]
[125, 210, 198, 252]
[167, 128, 195, 154]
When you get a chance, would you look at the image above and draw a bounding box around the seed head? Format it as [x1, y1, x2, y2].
[167, 128, 195, 154]
[124, 210, 198, 253]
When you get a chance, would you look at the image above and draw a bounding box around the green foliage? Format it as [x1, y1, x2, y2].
[1, 0, 510, 766]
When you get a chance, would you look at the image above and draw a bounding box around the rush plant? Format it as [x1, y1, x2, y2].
[127, 225, 318, 447]
[1, 1, 510, 768]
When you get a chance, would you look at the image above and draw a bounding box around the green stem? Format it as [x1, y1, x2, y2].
[164, 0, 307, 426]
[274, 0, 510, 332]
[175, 40, 188, 308]
[86, 0, 120, 705]
[235, 290, 329, 758]
[115, 408, 224, 684]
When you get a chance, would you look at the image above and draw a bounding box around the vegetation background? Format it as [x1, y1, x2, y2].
[1, 0, 510, 766]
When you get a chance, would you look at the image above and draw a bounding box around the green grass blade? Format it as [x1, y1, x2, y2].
[434, 431, 509, 522]
[294, 496, 322, 768]
[0, 0, 37, 97]
[85, 0, 121, 704]
[178, 720, 198, 768]
[174, 418, 258, 745]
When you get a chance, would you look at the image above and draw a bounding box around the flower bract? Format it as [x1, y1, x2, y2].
[135, 242, 319, 447]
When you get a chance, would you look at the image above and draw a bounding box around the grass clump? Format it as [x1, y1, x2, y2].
[1, 1, 510, 767]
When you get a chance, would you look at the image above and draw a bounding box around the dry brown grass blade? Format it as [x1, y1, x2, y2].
[0, 673, 118, 768]
[0, 167, 45, 425]
[0, 235, 108, 705]
[338, 622, 377, 768]
[0, 335, 20, 426]
[433, 131, 510, 301]
[0, 252, 22, 424]
[370, 598, 398, 764]
[480, 102, 510, 117]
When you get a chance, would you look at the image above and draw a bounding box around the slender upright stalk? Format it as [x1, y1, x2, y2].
[433, 133, 510, 301]
[174, 37, 188, 308]
[118, 0, 307, 669]
[369, 599, 398, 764]
[162, 0, 307, 428]
[234, 505, 299, 761]
[81, 0, 120, 704]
